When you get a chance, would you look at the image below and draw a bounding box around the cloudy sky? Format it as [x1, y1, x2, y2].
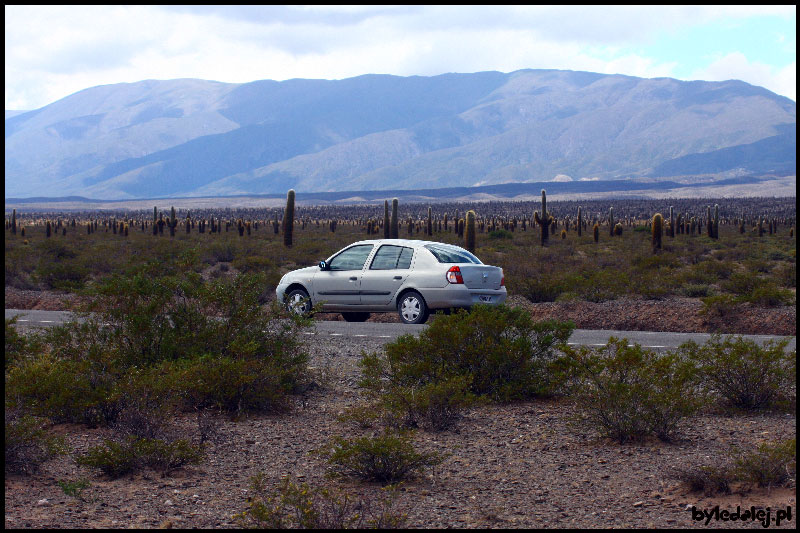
[5, 5, 796, 111]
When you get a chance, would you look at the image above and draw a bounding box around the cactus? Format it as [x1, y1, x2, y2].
[712, 204, 719, 239]
[169, 206, 177, 237]
[652, 213, 663, 250]
[533, 190, 553, 246]
[427, 207, 433, 236]
[283, 189, 295, 247]
[383, 200, 390, 239]
[465, 210, 476, 252]
[390, 198, 399, 239]
[668, 206, 674, 238]
[608, 207, 615, 237]
[614, 223, 623, 236]
[46, 220, 51, 238]
[11, 208, 17, 234]
[153, 207, 159, 235]
[593, 222, 599, 243]
[577, 206, 582, 237]
[706, 206, 713, 237]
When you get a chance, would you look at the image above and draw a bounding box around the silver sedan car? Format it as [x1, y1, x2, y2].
[276, 239, 507, 324]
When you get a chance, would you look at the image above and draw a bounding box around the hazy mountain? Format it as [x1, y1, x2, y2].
[5, 70, 795, 199]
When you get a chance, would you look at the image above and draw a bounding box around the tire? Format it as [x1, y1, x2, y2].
[397, 291, 429, 324]
[342, 312, 371, 322]
[285, 288, 312, 317]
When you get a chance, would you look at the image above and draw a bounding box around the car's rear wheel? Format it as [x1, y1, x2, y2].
[397, 291, 429, 324]
[342, 312, 371, 322]
[285, 288, 312, 316]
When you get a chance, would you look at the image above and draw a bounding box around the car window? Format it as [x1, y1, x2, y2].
[424, 244, 482, 264]
[370, 245, 414, 270]
[328, 244, 374, 271]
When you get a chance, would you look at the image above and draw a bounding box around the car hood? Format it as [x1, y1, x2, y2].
[285, 266, 319, 280]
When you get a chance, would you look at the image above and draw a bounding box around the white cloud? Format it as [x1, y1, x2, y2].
[691, 53, 796, 101]
[4, 5, 797, 109]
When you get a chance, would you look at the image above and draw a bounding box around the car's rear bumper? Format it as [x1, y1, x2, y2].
[420, 285, 507, 309]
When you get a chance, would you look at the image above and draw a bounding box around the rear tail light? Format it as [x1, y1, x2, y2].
[501, 275, 505, 287]
[446, 266, 464, 284]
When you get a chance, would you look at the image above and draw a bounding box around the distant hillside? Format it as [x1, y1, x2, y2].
[5, 70, 796, 200]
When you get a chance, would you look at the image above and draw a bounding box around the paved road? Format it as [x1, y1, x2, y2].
[6, 309, 795, 351]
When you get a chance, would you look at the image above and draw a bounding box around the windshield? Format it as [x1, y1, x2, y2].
[424, 244, 482, 264]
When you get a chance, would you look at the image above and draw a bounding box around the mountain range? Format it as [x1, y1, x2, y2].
[4, 69, 796, 200]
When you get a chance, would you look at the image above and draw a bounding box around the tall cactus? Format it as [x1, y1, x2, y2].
[712, 204, 719, 239]
[383, 200, 390, 239]
[465, 210, 476, 253]
[668, 206, 674, 238]
[390, 198, 399, 239]
[533, 189, 553, 246]
[608, 207, 615, 236]
[153, 207, 159, 236]
[427, 207, 433, 236]
[283, 189, 295, 247]
[652, 213, 663, 250]
[169, 206, 177, 237]
[11, 208, 16, 234]
[577, 206, 582, 237]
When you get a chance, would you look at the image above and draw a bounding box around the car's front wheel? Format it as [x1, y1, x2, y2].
[397, 291, 429, 324]
[285, 288, 313, 316]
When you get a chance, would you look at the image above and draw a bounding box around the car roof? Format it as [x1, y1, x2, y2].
[348, 239, 467, 250]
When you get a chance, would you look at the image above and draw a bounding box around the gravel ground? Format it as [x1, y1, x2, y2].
[4, 331, 796, 529]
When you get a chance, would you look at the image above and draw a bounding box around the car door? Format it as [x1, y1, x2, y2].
[360, 244, 415, 306]
[313, 244, 374, 307]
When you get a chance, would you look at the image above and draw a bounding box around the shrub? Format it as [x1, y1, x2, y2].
[488, 229, 513, 240]
[236, 474, 406, 529]
[679, 335, 795, 409]
[359, 305, 572, 429]
[674, 439, 796, 495]
[732, 438, 796, 488]
[5, 411, 67, 475]
[673, 465, 732, 496]
[318, 430, 444, 484]
[6, 321, 123, 426]
[699, 294, 739, 318]
[76, 436, 203, 478]
[562, 338, 704, 443]
[745, 282, 794, 307]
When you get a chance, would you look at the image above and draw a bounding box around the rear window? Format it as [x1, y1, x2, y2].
[424, 244, 482, 264]
[370, 245, 414, 270]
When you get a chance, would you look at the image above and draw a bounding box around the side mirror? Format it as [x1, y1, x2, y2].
[318, 260, 328, 270]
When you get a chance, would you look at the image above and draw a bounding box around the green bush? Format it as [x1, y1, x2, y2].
[674, 438, 796, 495]
[236, 474, 406, 529]
[76, 436, 203, 478]
[679, 335, 795, 409]
[359, 305, 572, 430]
[488, 229, 513, 240]
[562, 338, 704, 443]
[732, 438, 796, 488]
[5, 411, 67, 474]
[673, 465, 732, 496]
[318, 430, 444, 484]
[699, 294, 739, 318]
[6, 321, 123, 426]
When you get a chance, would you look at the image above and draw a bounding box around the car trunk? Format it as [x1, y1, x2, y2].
[458, 265, 503, 290]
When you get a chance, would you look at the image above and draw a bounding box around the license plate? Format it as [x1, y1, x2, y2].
[478, 295, 493, 303]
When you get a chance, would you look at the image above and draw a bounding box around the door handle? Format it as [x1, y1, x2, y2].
[349, 276, 358, 281]
[393, 276, 403, 280]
